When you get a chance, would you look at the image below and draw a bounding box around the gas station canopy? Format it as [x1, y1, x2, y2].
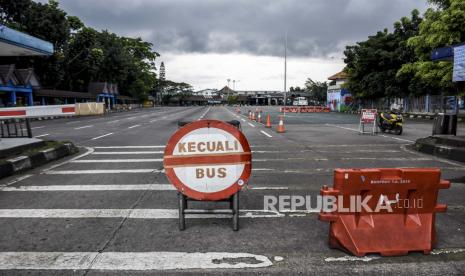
[0, 25, 53, 56]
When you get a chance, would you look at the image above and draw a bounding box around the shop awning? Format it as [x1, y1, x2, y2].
[0, 25, 53, 56]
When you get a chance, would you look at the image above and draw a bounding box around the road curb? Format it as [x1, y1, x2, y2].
[0, 142, 78, 179]
[414, 136, 465, 163]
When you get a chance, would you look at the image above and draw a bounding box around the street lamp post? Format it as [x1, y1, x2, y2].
[283, 31, 288, 115]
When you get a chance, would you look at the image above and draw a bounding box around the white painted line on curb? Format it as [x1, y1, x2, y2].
[1, 184, 176, 191]
[44, 169, 161, 174]
[34, 134, 49, 138]
[128, 124, 140, 129]
[74, 125, 93, 130]
[92, 151, 164, 155]
[91, 133, 114, 140]
[0, 251, 273, 270]
[0, 209, 285, 219]
[248, 123, 255, 127]
[260, 130, 273, 138]
[71, 159, 162, 163]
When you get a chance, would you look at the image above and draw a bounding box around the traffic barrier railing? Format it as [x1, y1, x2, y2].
[0, 104, 75, 119]
[319, 168, 450, 257]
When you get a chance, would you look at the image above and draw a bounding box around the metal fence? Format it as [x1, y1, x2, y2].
[0, 118, 32, 138]
[355, 95, 464, 114]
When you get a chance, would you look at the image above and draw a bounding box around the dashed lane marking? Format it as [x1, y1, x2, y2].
[34, 134, 49, 138]
[260, 130, 273, 138]
[127, 124, 140, 129]
[91, 132, 114, 140]
[74, 125, 93, 130]
[248, 123, 255, 127]
[0, 252, 273, 270]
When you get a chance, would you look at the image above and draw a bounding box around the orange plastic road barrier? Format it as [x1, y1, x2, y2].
[319, 168, 450, 257]
[265, 114, 272, 128]
[277, 115, 285, 133]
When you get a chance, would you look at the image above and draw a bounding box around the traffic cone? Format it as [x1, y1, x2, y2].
[265, 114, 271, 128]
[257, 112, 262, 123]
[248, 111, 252, 120]
[252, 112, 256, 121]
[277, 115, 285, 133]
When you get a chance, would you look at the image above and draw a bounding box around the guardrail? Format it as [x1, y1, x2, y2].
[0, 118, 32, 138]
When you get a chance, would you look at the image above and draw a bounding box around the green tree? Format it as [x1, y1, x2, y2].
[304, 78, 328, 102]
[398, 0, 465, 94]
[344, 10, 423, 99]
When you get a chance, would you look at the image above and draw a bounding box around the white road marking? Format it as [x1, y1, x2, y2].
[1, 184, 175, 191]
[41, 147, 94, 173]
[107, 120, 120, 124]
[91, 133, 114, 140]
[92, 151, 163, 155]
[0, 209, 284, 219]
[0, 251, 273, 270]
[248, 123, 255, 127]
[74, 125, 93, 130]
[34, 134, 49, 138]
[326, 124, 414, 143]
[72, 159, 162, 163]
[379, 134, 414, 143]
[0, 174, 33, 187]
[198, 106, 211, 120]
[44, 169, 161, 174]
[127, 124, 140, 129]
[325, 256, 380, 262]
[149, 119, 157, 122]
[249, 187, 288, 190]
[340, 157, 433, 161]
[241, 118, 246, 122]
[31, 126, 45, 129]
[260, 130, 273, 138]
[94, 146, 165, 149]
[325, 248, 465, 262]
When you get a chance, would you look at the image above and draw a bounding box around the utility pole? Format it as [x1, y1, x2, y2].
[159, 62, 166, 106]
[283, 31, 288, 114]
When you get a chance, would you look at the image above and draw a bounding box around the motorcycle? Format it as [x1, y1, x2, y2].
[378, 111, 403, 135]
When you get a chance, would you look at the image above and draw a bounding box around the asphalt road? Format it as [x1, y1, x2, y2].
[0, 106, 464, 275]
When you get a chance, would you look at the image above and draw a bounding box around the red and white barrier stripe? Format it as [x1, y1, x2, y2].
[0, 105, 75, 119]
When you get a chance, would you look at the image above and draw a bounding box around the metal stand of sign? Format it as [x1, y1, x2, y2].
[358, 109, 378, 135]
[178, 192, 240, 231]
[176, 120, 243, 231]
[358, 119, 377, 135]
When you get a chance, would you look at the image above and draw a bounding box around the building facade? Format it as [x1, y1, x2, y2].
[326, 71, 353, 111]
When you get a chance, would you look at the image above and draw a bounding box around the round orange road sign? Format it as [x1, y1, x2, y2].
[163, 120, 252, 201]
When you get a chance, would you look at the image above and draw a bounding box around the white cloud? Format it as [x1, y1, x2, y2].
[159, 53, 344, 91]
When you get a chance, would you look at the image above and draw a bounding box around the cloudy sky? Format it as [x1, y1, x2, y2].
[51, 0, 429, 91]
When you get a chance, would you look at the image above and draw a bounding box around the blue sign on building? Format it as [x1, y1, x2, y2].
[453, 44, 465, 82]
